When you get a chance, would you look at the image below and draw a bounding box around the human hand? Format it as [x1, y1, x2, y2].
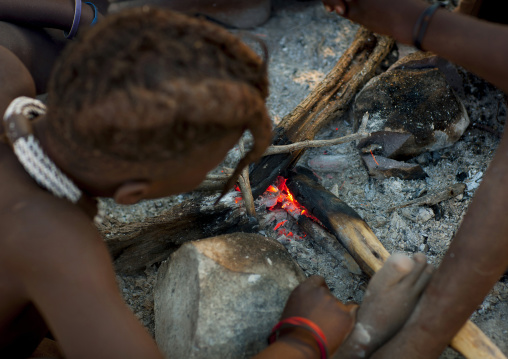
[276, 276, 357, 355]
[322, 0, 428, 44]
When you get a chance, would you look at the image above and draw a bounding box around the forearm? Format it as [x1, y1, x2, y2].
[252, 330, 322, 359]
[0, 0, 95, 31]
[396, 6, 508, 94]
[403, 133, 508, 354]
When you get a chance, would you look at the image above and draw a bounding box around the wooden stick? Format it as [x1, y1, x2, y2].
[451, 321, 507, 359]
[285, 168, 506, 359]
[249, 28, 395, 197]
[262, 132, 370, 156]
[238, 138, 256, 218]
[286, 168, 389, 276]
[101, 198, 249, 274]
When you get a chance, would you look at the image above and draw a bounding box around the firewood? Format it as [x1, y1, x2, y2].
[285, 167, 505, 359]
[238, 137, 256, 218]
[286, 167, 389, 276]
[101, 197, 251, 274]
[249, 28, 394, 197]
[452, 321, 507, 359]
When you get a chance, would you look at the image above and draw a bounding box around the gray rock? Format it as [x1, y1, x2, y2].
[361, 154, 427, 180]
[154, 233, 305, 359]
[354, 52, 469, 160]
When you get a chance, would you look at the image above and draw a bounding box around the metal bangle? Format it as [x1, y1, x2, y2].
[412, 2, 444, 51]
[84, 2, 98, 25]
[64, 0, 82, 39]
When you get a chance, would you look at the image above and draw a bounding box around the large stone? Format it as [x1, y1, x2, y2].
[154, 233, 305, 359]
[353, 52, 469, 160]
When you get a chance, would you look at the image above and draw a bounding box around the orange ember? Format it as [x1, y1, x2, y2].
[262, 177, 319, 234]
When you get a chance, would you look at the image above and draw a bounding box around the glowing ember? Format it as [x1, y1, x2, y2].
[274, 220, 287, 230]
[260, 176, 319, 232]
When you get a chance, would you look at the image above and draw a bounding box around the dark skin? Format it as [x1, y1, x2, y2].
[0, 2, 355, 358]
[323, 0, 508, 357]
[0, 2, 434, 358]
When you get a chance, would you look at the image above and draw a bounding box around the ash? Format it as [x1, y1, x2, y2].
[103, 1, 507, 357]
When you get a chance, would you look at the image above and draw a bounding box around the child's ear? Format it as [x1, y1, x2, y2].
[113, 181, 150, 205]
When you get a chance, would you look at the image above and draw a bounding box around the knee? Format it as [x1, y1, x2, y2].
[0, 45, 36, 115]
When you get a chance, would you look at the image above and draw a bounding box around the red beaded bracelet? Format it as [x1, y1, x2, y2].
[268, 316, 329, 359]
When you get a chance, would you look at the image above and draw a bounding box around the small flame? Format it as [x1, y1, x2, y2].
[267, 185, 278, 193]
[262, 176, 318, 222]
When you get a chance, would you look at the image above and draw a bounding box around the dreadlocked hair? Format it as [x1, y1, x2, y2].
[46, 7, 272, 195]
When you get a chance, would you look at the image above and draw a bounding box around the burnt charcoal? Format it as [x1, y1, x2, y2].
[431, 204, 444, 221]
[456, 171, 468, 182]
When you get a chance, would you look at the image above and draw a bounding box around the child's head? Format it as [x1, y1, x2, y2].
[45, 8, 272, 201]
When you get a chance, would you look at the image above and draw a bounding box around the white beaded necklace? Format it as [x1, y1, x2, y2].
[3, 97, 83, 203]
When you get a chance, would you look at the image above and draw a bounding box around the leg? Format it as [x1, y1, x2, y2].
[0, 21, 65, 94]
[0, 44, 36, 117]
[0, 303, 49, 359]
[333, 253, 433, 358]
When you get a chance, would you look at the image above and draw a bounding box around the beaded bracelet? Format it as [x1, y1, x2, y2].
[64, 1, 99, 39]
[412, 2, 445, 50]
[268, 316, 329, 359]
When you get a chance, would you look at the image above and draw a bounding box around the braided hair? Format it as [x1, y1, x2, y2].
[46, 7, 272, 195]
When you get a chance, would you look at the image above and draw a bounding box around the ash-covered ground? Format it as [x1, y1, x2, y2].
[104, 1, 508, 357]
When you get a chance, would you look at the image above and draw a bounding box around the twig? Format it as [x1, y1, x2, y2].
[237, 138, 256, 218]
[262, 132, 370, 156]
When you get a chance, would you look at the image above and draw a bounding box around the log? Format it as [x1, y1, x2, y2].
[100, 196, 252, 274]
[285, 167, 506, 359]
[286, 167, 389, 276]
[249, 27, 394, 197]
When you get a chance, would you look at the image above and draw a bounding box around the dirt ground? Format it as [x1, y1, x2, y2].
[104, 1, 508, 357]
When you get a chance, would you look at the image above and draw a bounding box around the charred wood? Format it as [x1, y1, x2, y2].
[285, 167, 504, 359]
[100, 199, 250, 274]
[249, 28, 394, 197]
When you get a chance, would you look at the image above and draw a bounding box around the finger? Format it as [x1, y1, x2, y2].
[334, 1, 348, 16]
[303, 275, 329, 289]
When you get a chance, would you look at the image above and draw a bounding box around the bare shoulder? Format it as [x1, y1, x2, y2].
[0, 150, 109, 286]
[0, 190, 110, 278]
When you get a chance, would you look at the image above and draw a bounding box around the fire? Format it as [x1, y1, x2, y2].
[261, 176, 318, 234]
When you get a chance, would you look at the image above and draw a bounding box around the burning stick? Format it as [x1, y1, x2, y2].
[285, 168, 506, 359]
[286, 167, 389, 275]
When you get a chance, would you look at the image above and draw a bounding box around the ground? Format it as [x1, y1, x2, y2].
[102, 1, 507, 357]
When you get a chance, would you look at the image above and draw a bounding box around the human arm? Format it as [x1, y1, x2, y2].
[8, 201, 163, 359]
[0, 0, 103, 32]
[323, 0, 508, 95]
[321, 1, 508, 357]
[252, 276, 357, 359]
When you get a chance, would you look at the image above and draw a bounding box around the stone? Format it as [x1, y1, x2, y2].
[361, 154, 427, 180]
[307, 154, 349, 172]
[353, 52, 469, 178]
[154, 233, 306, 359]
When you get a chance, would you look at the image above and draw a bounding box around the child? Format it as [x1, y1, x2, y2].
[0, 5, 432, 359]
[323, 0, 508, 357]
